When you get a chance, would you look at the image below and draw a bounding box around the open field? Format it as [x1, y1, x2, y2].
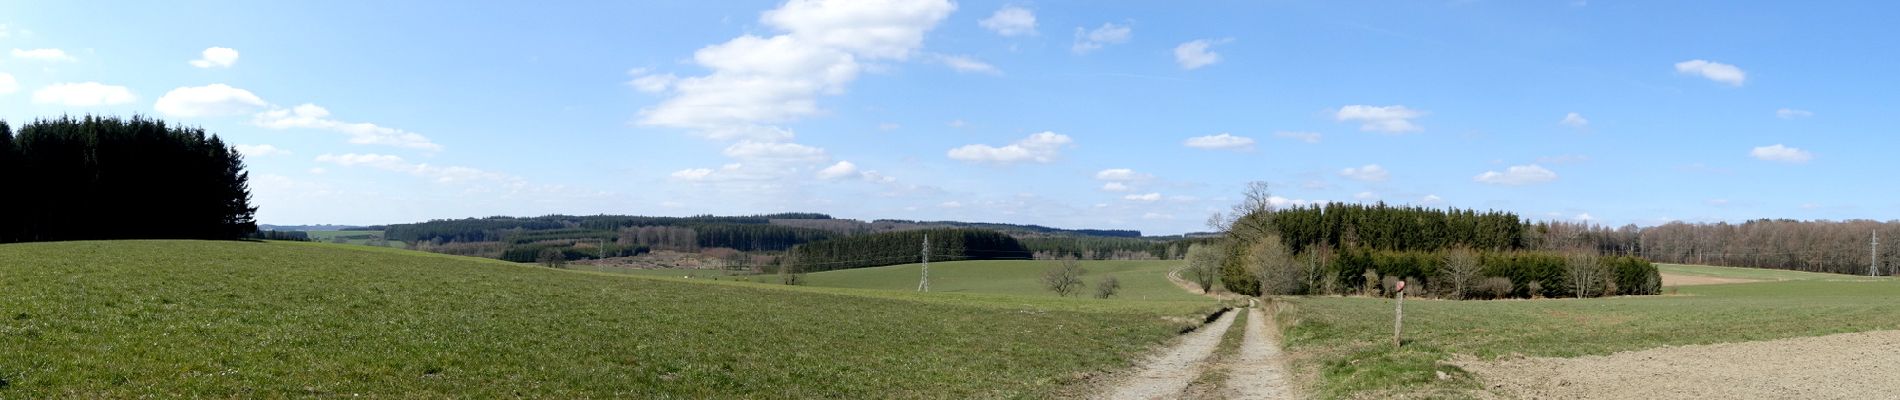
[0, 240, 1216, 398]
[1275, 266, 1900, 398]
[745, 260, 1210, 302]
[1461, 329, 1900, 399]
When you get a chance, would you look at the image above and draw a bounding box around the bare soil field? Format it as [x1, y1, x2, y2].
[1457, 329, 1900, 399]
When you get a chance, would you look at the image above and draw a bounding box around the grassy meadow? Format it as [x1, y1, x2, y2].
[1274, 267, 1899, 398]
[0, 240, 1217, 398]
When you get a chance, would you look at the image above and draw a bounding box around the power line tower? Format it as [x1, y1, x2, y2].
[1873, 230, 1880, 277]
[917, 234, 930, 292]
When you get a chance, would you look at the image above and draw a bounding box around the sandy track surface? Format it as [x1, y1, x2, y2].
[1458, 330, 1900, 399]
[1104, 310, 1239, 400]
[1227, 307, 1292, 399]
[1659, 273, 1760, 286]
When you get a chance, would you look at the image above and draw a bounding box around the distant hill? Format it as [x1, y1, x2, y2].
[258, 224, 380, 231]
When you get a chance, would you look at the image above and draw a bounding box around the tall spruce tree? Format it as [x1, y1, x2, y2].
[1, 116, 256, 243]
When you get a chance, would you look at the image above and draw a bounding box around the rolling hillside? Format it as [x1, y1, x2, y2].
[0, 241, 1215, 398]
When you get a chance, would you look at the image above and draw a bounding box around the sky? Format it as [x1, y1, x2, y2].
[2, 1, 1896, 235]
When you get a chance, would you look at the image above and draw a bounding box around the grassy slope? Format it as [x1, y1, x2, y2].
[0, 241, 1212, 398]
[1278, 267, 1900, 398]
[750, 260, 1207, 303]
[304, 230, 407, 248]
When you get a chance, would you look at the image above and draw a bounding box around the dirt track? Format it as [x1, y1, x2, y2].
[1103, 310, 1238, 400]
[1658, 273, 1760, 286]
[1226, 307, 1292, 399]
[1458, 329, 1900, 399]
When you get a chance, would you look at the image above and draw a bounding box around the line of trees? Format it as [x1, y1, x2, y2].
[785, 228, 1030, 273]
[1519, 219, 1899, 276]
[0, 116, 256, 243]
[1017, 237, 1199, 260]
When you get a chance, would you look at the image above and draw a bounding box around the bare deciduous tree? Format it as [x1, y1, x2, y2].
[1184, 243, 1224, 293]
[1564, 249, 1602, 298]
[1041, 258, 1087, 297]
[1093, 276, 1121, 299]
[1440, 247, 1482, 299]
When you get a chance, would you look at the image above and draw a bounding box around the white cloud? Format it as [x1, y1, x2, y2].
[0, 73, 15, 94]
[1354, 191, 1378, 201]
[979, 5, 1037, 36]
[1101, 182, 1131, 192]
[1750, 144, 1812, 163]
[316, 153, 513, 184]
[1124, 192, 1161, 202]
[154, 84, 267, 117]
[934, 54, 1001, 75]
[1335, 105, 1425, 133]
[11, 48, 74, 62]
[1776, 108, 1814, 119]
[722, 140, 828, 162]
[254, 103, 443, 151]
[308, 167, 327, 175]
[0, 24, 9, 39]
[1339, 164, 1390, 182]
[1674, 59, 1746, 86]
[947, 119, 967, 128]
[1183, 133, 1255, 151]
[626, 69, 678, 93]
[234, 144, 290, 157]
[1273, 131, 1321, 143]
[1173, 39, 1227, 70]
[1474, 164, 1558, 185]
[1573, 213, 1596, 221]
[947, 131, 1072, 164]
[1142, 212, 1174, 220]
[1094, 168, 1153, 181]
[188, 47, 239, 68]
[1419, 194, 1445, 205]
[1072, 22, 1131, 54]
[816, 160, 858, 179]
[31, 82, 136, 106]
[939, 201, 964, 208]
[1560, 112, 1588, 128]
[638, 0, 955, 141]
[672, 168, 715, 181]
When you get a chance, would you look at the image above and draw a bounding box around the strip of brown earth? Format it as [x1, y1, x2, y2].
[1658, 273, 1759, 286]
[1457, 330, 1900, 399]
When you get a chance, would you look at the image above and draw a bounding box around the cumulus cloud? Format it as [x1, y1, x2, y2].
[1354, 191, 1378, 201]
[1173, 38, 1228, 70]
[1101, 182, 1131, 192]
[1750, 144, 1812, 163]
[1072, 22, 1131, 54]
[255, 104, 443, 151]
[1675, 59, 1746, 86]
[947, 131, 1072, 164]
[1419, 194, 1445, 205]
[1183, 133, 1254, 151]
[979, 5, 1037, 36]
[1124, 192, 1161, 202]
[316, 153, 514, 184]
[816, 160, 858, 179]
[1474, 164, 1558, 185]
[722, 140, 829, 163]
[1560, 112, 1588, 128]
[188, 47, 239, 68]
[31, 82, 136, 106]
[1338, 164, 1390, 182]
[154, 84, 268, 117]
[233, 144, 289, 157]
[11, 48, 74, 62]
[0, 73, 14, 94]
[1776, 108, 1813, 119]
[1273, 131, 1321, 144]
[933, 54, 1001, 75]
[625, 68, 678, 93]
[1095, 168, 1153, 181]
[637, 0, 955, 141]
[1335, 105, 1425, 133]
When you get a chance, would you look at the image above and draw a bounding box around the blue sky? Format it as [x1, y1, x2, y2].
[2, 1, 1895, 235]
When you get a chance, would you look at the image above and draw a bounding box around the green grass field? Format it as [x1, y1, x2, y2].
[745, 260, 1209, 303]
[0, 241, 1216, 398]
[1276, 267, 1900, 398]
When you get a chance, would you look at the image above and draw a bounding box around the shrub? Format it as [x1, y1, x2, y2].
[536, 248, 566, 268]
[1093, 276, 1121, 299]
[1477, 277, 1514, 299]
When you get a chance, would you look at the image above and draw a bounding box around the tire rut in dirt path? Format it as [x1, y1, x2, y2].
[1226, 307, 1293, 399]
[1103, 310, 1240, 400]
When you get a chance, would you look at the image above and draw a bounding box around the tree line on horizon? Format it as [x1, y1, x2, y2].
[0, 116, 256, 243]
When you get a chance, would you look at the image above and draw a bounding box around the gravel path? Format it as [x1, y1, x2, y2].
[1226, 307, 1293, 399]
[1104, 310, 1238, 400]
[1458, 329, 1900, 399]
